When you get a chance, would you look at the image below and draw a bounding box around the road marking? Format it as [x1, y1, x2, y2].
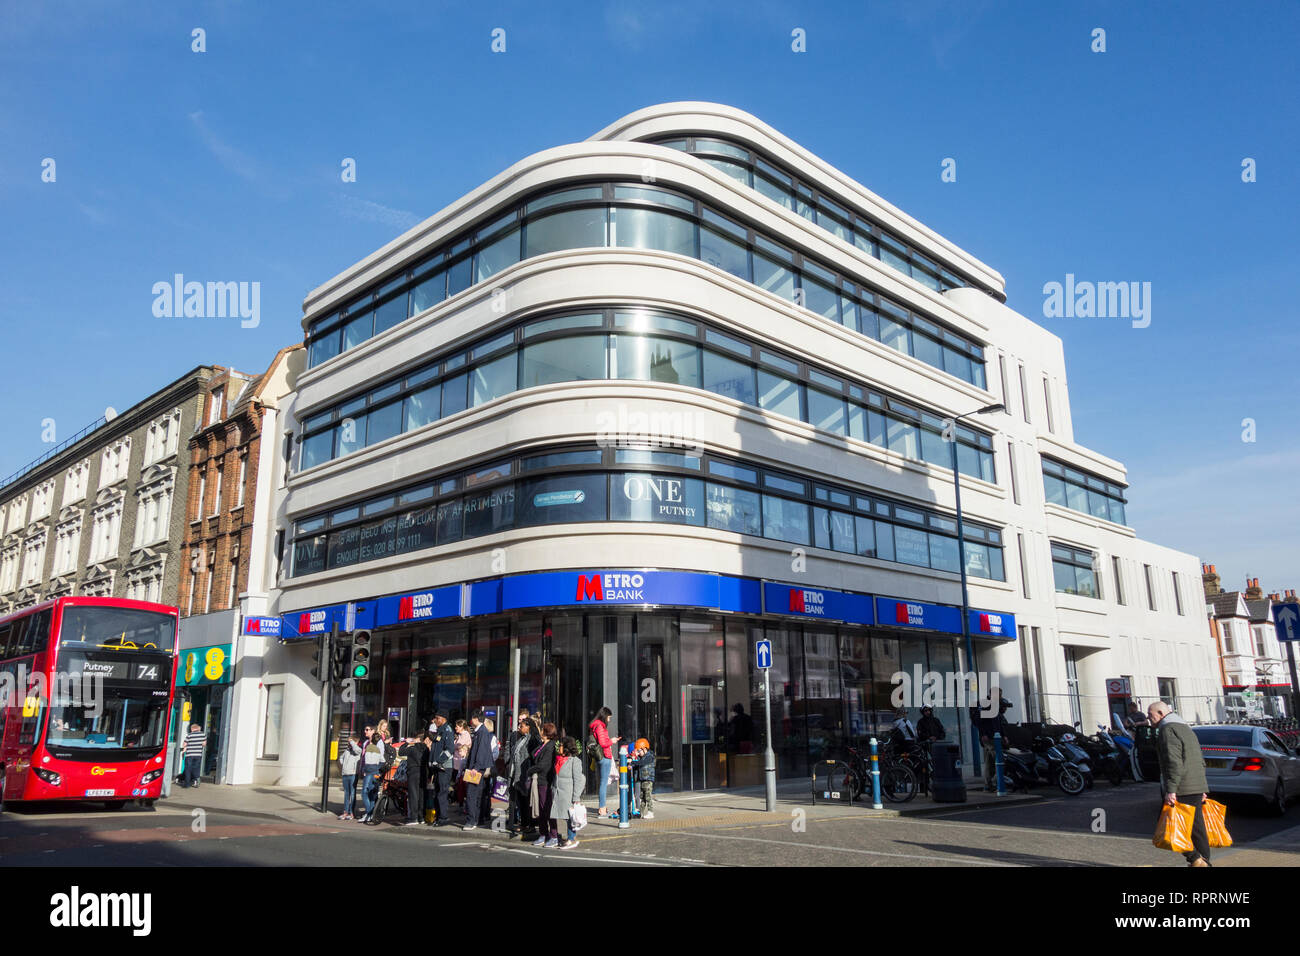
[651, 828, 1017, 865]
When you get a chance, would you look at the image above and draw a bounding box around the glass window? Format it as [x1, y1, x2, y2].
[702, 157, 750, 184]
[699, 227, 750, 280]
[807, 389, 845, 435]
[753, 254, 796, 301]
[754, 173, 794, 209]
[705, 329, 749, 356]
[522, 336, 607, 387]
[471, 353, 517, 406]
[813, 506, 831, 550]
[858, 303, 880, 340]
[610, 473, 704, 526]
[929, 533, 961, 573]
[523, 450, 604, 471]
[886, 416, 920, 459]
[854, 516, 876, 557]
[894, 526, 930, 568]
[327, 524, 361, 570]
[365, 401, 403, 447]
[943, 346, 973, 382]
[801, 276, 839, 321]
[1043, 473, 1067, 506]
[374, 294, 407, 336]
[300, 429, 334, 470]
[615, 311, 697, 335]
[1088, 489, 1111, 520]
[357, 514, 399, 563]
[912, 331, 944, 370]
[765, 474, 806, 495]
[446, 255, 473, 298]
[613, 206, 696, 257]
[830, 510, 856, 554]
[1065, 481, 1088, 512]
[441, 372, 469, 417]
[308, 329, 341, 367]
[615, 449, 701, 469]
[525, 207, 607, 257]
[853, 229, 877, 257]
[756, 369, 801, 419]
[394, 503, 437, 555]
[292, 534, 327, 575]
[1109, 499, 1127, 525]
[708, 461, 758, 484]
[526, 186, 604, 214]
[761, 495, 810, 545]
[879, 315, 911, 355]
[847, 404, 866, 442]
[475, 228, 521, 282]
[409, 269, 446, 315]
[336, 415, 362, 457]
[702, 350, 756, 405]
[614, 334, 699, 387]
[880, 239, 911, 276]
[920, 426, 948, 466]
[342, 311, 373, 351]
[839, 296, 859, 332]
[399, 484, 434, 505]
[462, 485, 516, 538]
[404, 383, 440, 431]
[525, 313, 605, 337]
[1075, 565, 1098, 598]
[613, 185, 695, 212]
[517, 474, 609, 526]
[695, 138, 750, 160]
[874, 521, 895, 562]
[435, 498, 464, 544]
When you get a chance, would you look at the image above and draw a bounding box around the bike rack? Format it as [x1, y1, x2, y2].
[811, 760, 857, 806]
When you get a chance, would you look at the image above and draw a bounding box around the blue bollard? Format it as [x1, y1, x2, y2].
[994, 731, 1006, 796]
[869, 736, 883, 809]
[617, 743, 630, 829]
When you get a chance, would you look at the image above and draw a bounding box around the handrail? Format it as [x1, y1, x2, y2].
[0, 416, 108, 494]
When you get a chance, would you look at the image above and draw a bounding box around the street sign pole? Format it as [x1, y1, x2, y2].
[319, 623, 338, 814]
[1288, 643, 1300, 720]
[756, 639, 776, 812]
[1271, 604, 1300, 718]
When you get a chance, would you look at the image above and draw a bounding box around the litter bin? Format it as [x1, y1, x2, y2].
[929, 741, 966, 803]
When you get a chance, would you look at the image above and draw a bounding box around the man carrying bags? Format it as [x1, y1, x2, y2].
[1148, 700, 1211, 867]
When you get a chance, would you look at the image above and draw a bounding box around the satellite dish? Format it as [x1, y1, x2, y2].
[104, 406, 118, 421]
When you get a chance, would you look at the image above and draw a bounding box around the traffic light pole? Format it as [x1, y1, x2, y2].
[319, 623, 337, 814]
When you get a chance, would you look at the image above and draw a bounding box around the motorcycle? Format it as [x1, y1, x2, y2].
[1001, 735, 1088, 796]
[1079, 726, 1125, 786]
[1056, 733, 1094, 789]
[1108, 722, 1144, 782]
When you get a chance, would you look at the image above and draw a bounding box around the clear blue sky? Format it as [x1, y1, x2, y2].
[2, 1, 1296, 595]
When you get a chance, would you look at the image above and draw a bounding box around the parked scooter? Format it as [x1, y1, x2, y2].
[1056, 733, 1094, 788]
[1001, 735, 1088, 795]
[1079, 726, 1126, 786]
[1108, 720, 1144, 782]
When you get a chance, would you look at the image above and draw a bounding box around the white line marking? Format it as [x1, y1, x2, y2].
[654, 828, 1016, 866]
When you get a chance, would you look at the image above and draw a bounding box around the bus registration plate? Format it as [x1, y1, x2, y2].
[84, 789, 115, 797]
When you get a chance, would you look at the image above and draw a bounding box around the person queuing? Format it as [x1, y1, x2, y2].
[588, 706, 620, 817]
[360, 731, 391, 823]
[917, 707, 945, 743]
[547, 737, 586, 849]
[428, 713, 456, 826]
[338, 733, 362, 820]
[452, 719, 471, 806]
[398, 732, 429, 827]
[506, 716, 540, 837]
[461, 710, 494, 831]
[526, 723, 558, 845]
[629, 737, 656, 820]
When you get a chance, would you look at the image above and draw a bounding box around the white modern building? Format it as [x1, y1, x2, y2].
[250, 103, 1217, 787]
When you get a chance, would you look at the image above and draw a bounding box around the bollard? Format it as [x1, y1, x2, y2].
[994, 731, 1006, 796]
[869, 736, 883, 810]
[617, 743, 630, 829]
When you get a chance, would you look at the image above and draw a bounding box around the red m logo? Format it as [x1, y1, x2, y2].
[575, 574, 603, 601]
[894, 603, 909, 624]
[298, 614, 310, 634]
[788, 590, 805, 613]
[399, 596, 413, 620]
[978, 614, 991, 633]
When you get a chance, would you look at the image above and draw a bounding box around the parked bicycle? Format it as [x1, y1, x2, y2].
[841, 743, 918, 803]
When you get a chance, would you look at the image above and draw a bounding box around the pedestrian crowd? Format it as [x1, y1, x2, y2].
[335, 705, 656, 849]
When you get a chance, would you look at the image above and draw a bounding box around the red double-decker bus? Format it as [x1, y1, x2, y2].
[0, 596, 179, 810]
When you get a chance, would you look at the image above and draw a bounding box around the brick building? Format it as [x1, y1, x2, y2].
[0, 366, 223, 613]
[1203, 563, 1295, 717]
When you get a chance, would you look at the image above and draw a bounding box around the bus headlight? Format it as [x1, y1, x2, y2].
[33, 768, 62, 786]
[140, 770, 163, 784]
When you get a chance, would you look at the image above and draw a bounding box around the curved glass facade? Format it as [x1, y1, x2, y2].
[289, 444, 1006, 582]
[645, 135, 1001, 300]
[297, 307, 997, 482]
[305, 182, 988, 389]
[1041, 457, 1127, 526]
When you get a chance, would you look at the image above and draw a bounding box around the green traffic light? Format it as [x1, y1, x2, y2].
[352, 664, 368, 678]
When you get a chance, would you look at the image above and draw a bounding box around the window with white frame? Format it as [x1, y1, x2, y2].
[31, 479, 56, 521]
[88, 498, 124, 564]
[21, 533, 47, 586]
[99, 438, 132, 488]
[235, 455, 247, 508]
[1171, 571, 1184, 615]
[126, 562, 165, 604]
[1222, 621, 1235, 655]
[0, 546, 19, 593]
[211, 462, 223, 515]
[208, 388, 225, 426]
[63, 459, 91, 505]
[144, 409, 183, 466]
[261, 684, 284, 759]
[6, 495, 28, 532]
[52, 516, 82, 576]
[1253, 625, 1268, 657]
[132, 480, 174, 549]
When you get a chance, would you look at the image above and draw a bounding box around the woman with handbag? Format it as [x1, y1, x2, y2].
[528, 723, 558, 846]
[588, 707, 620, 818]
[507, 717, 540, 837]
[549, 737, 587, 850]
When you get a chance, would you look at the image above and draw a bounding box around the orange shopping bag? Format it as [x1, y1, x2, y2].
[1152, 801, 1196, 853]
[1203, 799, 1233, 848]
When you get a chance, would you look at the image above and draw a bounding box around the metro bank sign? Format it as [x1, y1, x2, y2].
[575, 573, 646, 602]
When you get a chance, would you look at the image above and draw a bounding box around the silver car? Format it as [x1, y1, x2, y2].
[1192, 725, 1300, 815]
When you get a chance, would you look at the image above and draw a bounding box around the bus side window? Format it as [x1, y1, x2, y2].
[27, 610, 50, 654]
[11, 619, 30, 657]
[0, 624, 11, 659]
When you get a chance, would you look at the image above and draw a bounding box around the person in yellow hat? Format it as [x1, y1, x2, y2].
[629, 737, 656, 820]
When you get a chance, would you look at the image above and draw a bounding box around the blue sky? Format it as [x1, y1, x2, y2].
[1, 0, 1296, 595]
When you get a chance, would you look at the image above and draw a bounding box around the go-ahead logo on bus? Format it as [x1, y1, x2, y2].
[90, 766, 117, 776]
[575, 573, 645, 601]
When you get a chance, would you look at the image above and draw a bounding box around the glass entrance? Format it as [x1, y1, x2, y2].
[636, 620, 674, 792]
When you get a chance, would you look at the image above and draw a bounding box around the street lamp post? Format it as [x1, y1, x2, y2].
[946, 402, 1004, 785]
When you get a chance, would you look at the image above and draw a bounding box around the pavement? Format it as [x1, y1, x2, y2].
[161, 776, 1045, 835]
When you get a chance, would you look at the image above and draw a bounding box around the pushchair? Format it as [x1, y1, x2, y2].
[365, 764, 409, 825]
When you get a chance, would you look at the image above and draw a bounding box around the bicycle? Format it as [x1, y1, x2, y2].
[842, 744, 918, 803]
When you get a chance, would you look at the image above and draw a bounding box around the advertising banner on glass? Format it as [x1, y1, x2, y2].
[681, 684, 714, 744]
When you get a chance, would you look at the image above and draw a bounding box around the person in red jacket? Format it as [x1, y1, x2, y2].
[588, 707, 620, 817]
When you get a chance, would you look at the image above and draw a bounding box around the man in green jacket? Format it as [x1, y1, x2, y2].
[1148, 701, 1211, 867]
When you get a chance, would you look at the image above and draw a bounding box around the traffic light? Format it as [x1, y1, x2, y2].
[310, 629, 333, 683]
[331, 639, 350, 682]
[350, 629, 372, 679]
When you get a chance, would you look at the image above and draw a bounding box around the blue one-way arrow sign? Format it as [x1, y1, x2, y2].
[755, 639, 773, 669]
[1273, 603, 1300, 642]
